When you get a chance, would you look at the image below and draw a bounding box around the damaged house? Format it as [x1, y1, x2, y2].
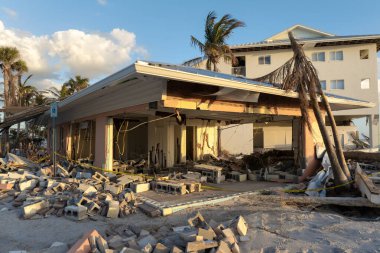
[0, 61, 374, 176]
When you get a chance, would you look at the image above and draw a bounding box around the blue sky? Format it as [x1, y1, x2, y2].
[0, 0, 380, 89]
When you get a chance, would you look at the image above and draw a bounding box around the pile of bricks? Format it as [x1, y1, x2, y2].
[0, 155, 144, 220]
[68, 212, 249, 252]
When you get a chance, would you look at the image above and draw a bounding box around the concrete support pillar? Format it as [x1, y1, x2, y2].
[94, 117, 114, 171]
[180, 124, 186, 163]
[66, 123, 73, 159]
[369, 114, 379, 148]
[166, 124, 175, 167]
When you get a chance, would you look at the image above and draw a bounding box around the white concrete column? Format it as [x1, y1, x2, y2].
[166, 124, 175, 167]
[94, 117, 114, 171]
[180, 125, 186, 163]
[66, 123, 72, 159]
[369, 114, 379, 148]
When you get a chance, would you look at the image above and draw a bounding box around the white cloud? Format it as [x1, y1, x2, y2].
[97, 0, 107, 5]
[0, 19, 147, 90]
[2, 7, 17, 18]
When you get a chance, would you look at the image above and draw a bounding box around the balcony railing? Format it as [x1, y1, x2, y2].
[231, 66, 246, 76]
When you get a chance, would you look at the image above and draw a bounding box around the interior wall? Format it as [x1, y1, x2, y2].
[220, 123, 254, 155]
[114, 118, 148, 161]
[72, 120, 96, 160]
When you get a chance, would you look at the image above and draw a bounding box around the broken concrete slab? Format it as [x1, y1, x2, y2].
[22, 200, 49, 219]
[130, 182, 150, 193]
[186, 240, 218, 252]
[138, 235, 157, 249]
[19, 179, 38, 191]
[106, 200, 120, 218]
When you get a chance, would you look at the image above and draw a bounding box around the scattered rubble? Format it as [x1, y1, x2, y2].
[67, 212, 250, 253]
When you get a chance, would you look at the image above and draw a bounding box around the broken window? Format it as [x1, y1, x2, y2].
[360, 49, 369, 59]
[330, 51, 343, 61]
[330, 79, 345, 90]
[311, 52, 325, 62]
[232, 56, 246, 76]
[361, 78, 370, 89]
[258, 55, 271, 65]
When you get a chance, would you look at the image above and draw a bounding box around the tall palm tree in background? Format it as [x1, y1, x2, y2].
[0, 47, 20, 109]
[18, 76, 37, 107]
[11, 60, 28, 106]
[47, 75, 89, 101]
[64, 75, 89, 94]
[191, 11, 245, 71]
[255, 32, 350, 186]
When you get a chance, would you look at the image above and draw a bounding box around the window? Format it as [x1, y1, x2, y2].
[311, 52, 325, 62]
[330, 51, 343, 61]
[331, 80, 345, 90]
[360, 49, 369, 59]
[320, 80, 327, 90]
[232, 56, 246, 76]
[361, 78, 370, 89]
[258, 55, 271, 65]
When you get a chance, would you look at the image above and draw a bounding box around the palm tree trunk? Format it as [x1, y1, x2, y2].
[320, 92, 351, 179]
[2, 68, 10, 110]
[308, 85, 349, 185]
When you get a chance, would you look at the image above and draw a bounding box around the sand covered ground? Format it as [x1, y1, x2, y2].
[1, 195, 379, 253]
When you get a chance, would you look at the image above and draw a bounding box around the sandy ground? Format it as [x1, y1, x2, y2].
[1, 195, 380, 253]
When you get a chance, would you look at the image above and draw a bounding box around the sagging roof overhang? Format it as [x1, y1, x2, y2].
[56, 61, 374, 116]
[0, 105, 50, 130]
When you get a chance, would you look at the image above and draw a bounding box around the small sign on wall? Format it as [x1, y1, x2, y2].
[50, 102, 58, 118]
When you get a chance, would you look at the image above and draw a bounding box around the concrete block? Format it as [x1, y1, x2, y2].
[119, 248, 141, 253]
[171, 246, 184, 253]
[108, 235, 124, 250]
[64, 205, 87, 220]
[186, 240, 218, 252]
[216, 240, 232, 253]
[130, 182, 150, 193]
[221, 228, 237, 244]
[153, 243, 169, 253]
[78, 183, 98, 196]
[228, 172, 247, 182]
[22, 200, 49, 219]
[106, 200, 120, 218]
[232, 216, 248, 236]
[67, 230, 101, 253]
[231, 243, 240, 253]
[138, 235, 157, 249]
[92, 172, 110, 182]
[51, 182, 66, 192]
[19, 179, 38, 191]
[198, 227, 216, 240]
[188, 212, 207, 228]
[76, 172, 92, 179]
[88, 202, 101, 214]
[104, 182, 123, 195]
[96, 236, 109, 253]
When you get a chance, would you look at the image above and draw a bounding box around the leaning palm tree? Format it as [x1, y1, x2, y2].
[34, 91, 49, 105]
[255, 32, 350, 186]
[0, 47, 20, 109]
[18, 80, 37, 107]
[191, 11, 245, 71]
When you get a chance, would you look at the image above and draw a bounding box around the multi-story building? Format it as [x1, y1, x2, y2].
[190, 25, 380, 153]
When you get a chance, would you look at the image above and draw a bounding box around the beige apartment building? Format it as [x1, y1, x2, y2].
[189, 25, 380, 153]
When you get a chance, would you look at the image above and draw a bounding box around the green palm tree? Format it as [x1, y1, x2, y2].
[34, 91, 48, 105]
[47, 85, 71, 100]
[0, 47, 20, 108]
[64, 75, 89, 93]
[18, 76, 37, 107]
[191, 11, 245, 71]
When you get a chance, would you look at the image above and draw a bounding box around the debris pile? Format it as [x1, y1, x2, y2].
[68, 212, 250, 253]
[0, 153, 142, 220]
